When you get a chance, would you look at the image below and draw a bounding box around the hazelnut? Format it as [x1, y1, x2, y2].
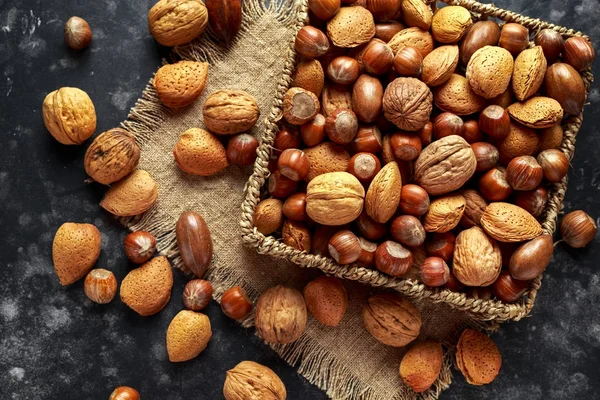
[362, 40, 394, 75]
[390, 132, 422, 161]
[479, 167, 512, 201]
[255, 285, 307, 344]
[357, 237, 378, 268]
[109, 386, 140, 400]
[352, 125, 383, 153]
[375, 241, 413, 277]
[367, 0, 402, 21]
[183, 279, 213, 311]
[295, 26, 330, 58]
[563, 36, 596, 71]
[283, 87, 320, 125]
[479, 105, 510, 139]
[268, 171, 299, 198]
[282, 219, 312, 252]
[328, 230, 362, 264]
[375, 21, 405, 42]
[84, 269, 117, 304]
[471, 142, 499, 172]
[444, 271, 465, 292]
[221, 286, 253, 320]
[390, 215, 426, 247]
[535, 29, 564, 63]
[327, 56, 361, 85]
[308, 0, 341, 20]
[226, 134, 259, 166]
[418, 121, 434, 146]
[312, 225, 339, 257]
[393, 47, 423, 77]
[325, 108, 359, 144]
[506, 155, 543, 191]
[278, 149, 311, 181]
[425, 232, 455, 262]
[283, 193, 308, 221]
[492, 271, 529, 303]
[274, 125, 301, 153]
[515, 186, 548, 218]
[253, 198, 284, 235]
[499, 23, 529, 55]
[433, 112, 464, 139]
[348, 152, 381, 182]
[123, 231, 157, 264]
[400, 184, 430, 216]
[419, 257, 450, 287]
[509, 234, 553, 280]
[356, 210, 387, 240]
[352, 74, 384, 123]
[64, 16, 92, 50]
[537, 149, 569, 182]
[462, 120, 483, 143]
[301, 114, 326, 147]
[560, 210, 597, 248]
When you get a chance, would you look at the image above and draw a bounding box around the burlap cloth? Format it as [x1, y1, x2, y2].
[119, 1, 489, 398]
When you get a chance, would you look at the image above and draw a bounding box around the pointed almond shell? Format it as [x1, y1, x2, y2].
[421, 45, 459, 87]
[365, 161, 402, 223]
[52, 222, 101, 286]
[101, 170, 158, 217]
[153, 61, 209, 108]
[166, 310, 212, 362]
[512, 46, 547, 101]
[400, 340, 444, 393]
[303, 276, 348, 327]
[423, 194, 466, 232]
[120, 256, 173, 316]
[480, 202, 543, 242]
[456, 329, 502, 385]
[507, 96, 564, 129]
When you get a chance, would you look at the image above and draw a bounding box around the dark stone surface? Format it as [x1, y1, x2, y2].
[0, 1, 598, 399]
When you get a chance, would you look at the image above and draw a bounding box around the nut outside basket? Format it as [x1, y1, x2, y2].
[240, 0, 595, 322]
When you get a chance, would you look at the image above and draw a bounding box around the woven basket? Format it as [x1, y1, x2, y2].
[240, 0, 594, 322]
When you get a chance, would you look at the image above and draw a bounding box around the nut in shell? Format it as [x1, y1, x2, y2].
[203, 90, 260, 135]
[365, 162, 402, 223]
[255, 285, 307, 344]
[400, 340, 443, 393]
[223, 361, 287, 400]
[512, 46, 547, 102]
[388, 27, 434, 58]
[120, 256, 173, 316]
[84, 128, 141, 185]
[480, 202, 543, 243]
[153, 61, 209, 108]
[303, 276, 348, 327]
[383, 77, 433, 131]
[42, 87, 96, 145]
[174, 128, 229, 176]
[84, 269, 117, 304]
[456, 329, 502, 385]
[453, 226, 502, 287]
[401, 0, 433, 30]
[466, 46, 514, 99]
[421, 45, 459, 87]
[166, 310, 212, 362]
[100, 170, 158, 217]
[148, 0, 209, 46]
[431, 5, 472, 44]
[362, 293, 421, 347]
[306, 172, 365, 226]
[326, 6, 375, 48]
[434, 74, 486, 116]
[423, 193, 466, 233]
[52, 222, 102, 286]
[507, 97, 564, 129]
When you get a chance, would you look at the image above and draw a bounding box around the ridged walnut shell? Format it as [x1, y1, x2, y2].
[42, 87, 96, 145]
[414, 135, 477, 195]
[148, 0, 209, 47]
[306, 172, 365, 225]
[84, 128, 140, 185]
[466, 46, 514, 99]
[223, 361, 287, 400]
[388, 27, 434, 57]
[453, 226, 501, 286]
[383, 77, 433, 131]
[512, 46, 547, 101]
[507, 97, 564, 129]
[434, 74, 486, 115]
[431, 5, 472, 44]
[100, 170, 158, 217]
[460, 189, 488, 228]
[423, 194, 466, 233]
[365, 162, 402, 223]
[421, 45, 459, 87]
[362, 293, 422, 347]
[254, 285, 307, 344]
[203, 90, 260, 135]
[326, 6, 375, 48]
[153, 61, 209, 108]
[456, 329, 502, 385]
[480, 202, 543, 243]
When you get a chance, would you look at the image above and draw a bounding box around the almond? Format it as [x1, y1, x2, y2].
[466, 46, 514, 99]
[173, 128, 228, 176]
[292, 59, 325, 97]
[456, 329, 502, 385]
[400, 340, 444, 393]
[512, 46, 547, 101]
[497, 123, 540, 164]
[507, 96, 564, 129]
[120, 256, 174, 316]
[327, 6, 376, 48]
[423, 194, 466, 232]
[153, 61, 209, 108]
[453, 226, 501, 286]
[421, 45, 459, 87]
[387, 27, 434, 57]
[166, 310, 212, 362]
[365, 161, 402, 223]
[480, 202, 543, 242]
[434, 74, 486, 115]
[100, 170, 158, 217]
[203, 90, 260, 135]
[52, 223, 101, 286]
[431, 5, 472, 44]
[401, 0, 433, 30]
[321, 83, 353, 117]
[303, 142, 350, 181]
[303, 276, 348, 327]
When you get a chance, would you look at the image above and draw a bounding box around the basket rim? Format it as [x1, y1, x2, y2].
[240, 0, 595, 322]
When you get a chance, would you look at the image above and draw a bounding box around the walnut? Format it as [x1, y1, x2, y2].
[254, 285, 307, 344]
[453, 226, 502, 286]
[460, 189, 488, 228]
[84, 128, 140, 185]
[148, 0, 209, 47]
[42, 87, 96, 145]
[305, 172, 365, 226]
[223, 361, 287, 400]
[282, 220, 311, 252]
[202, 90, 260, 135]
[383, 78, 432, 131]
[362, 293, 421, 347]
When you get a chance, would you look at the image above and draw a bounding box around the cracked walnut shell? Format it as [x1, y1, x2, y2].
[255, 285, 307, 344]
[84, 128, 140, 185]
[203, 90, 260, 135]
[42, 87, 96, 145]
[306, 172, 365, 226]
[362, 293, 421, 347]
[383, 77, 433, 131]
[453, 226, 502, 287]
[148, 0, 209, 47]
[224, 361, 287, 400]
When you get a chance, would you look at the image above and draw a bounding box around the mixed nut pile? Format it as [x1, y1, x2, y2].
[40, 0, 597, 398]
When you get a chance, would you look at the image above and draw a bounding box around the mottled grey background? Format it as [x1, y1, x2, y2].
[0, 1, 598, 399]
